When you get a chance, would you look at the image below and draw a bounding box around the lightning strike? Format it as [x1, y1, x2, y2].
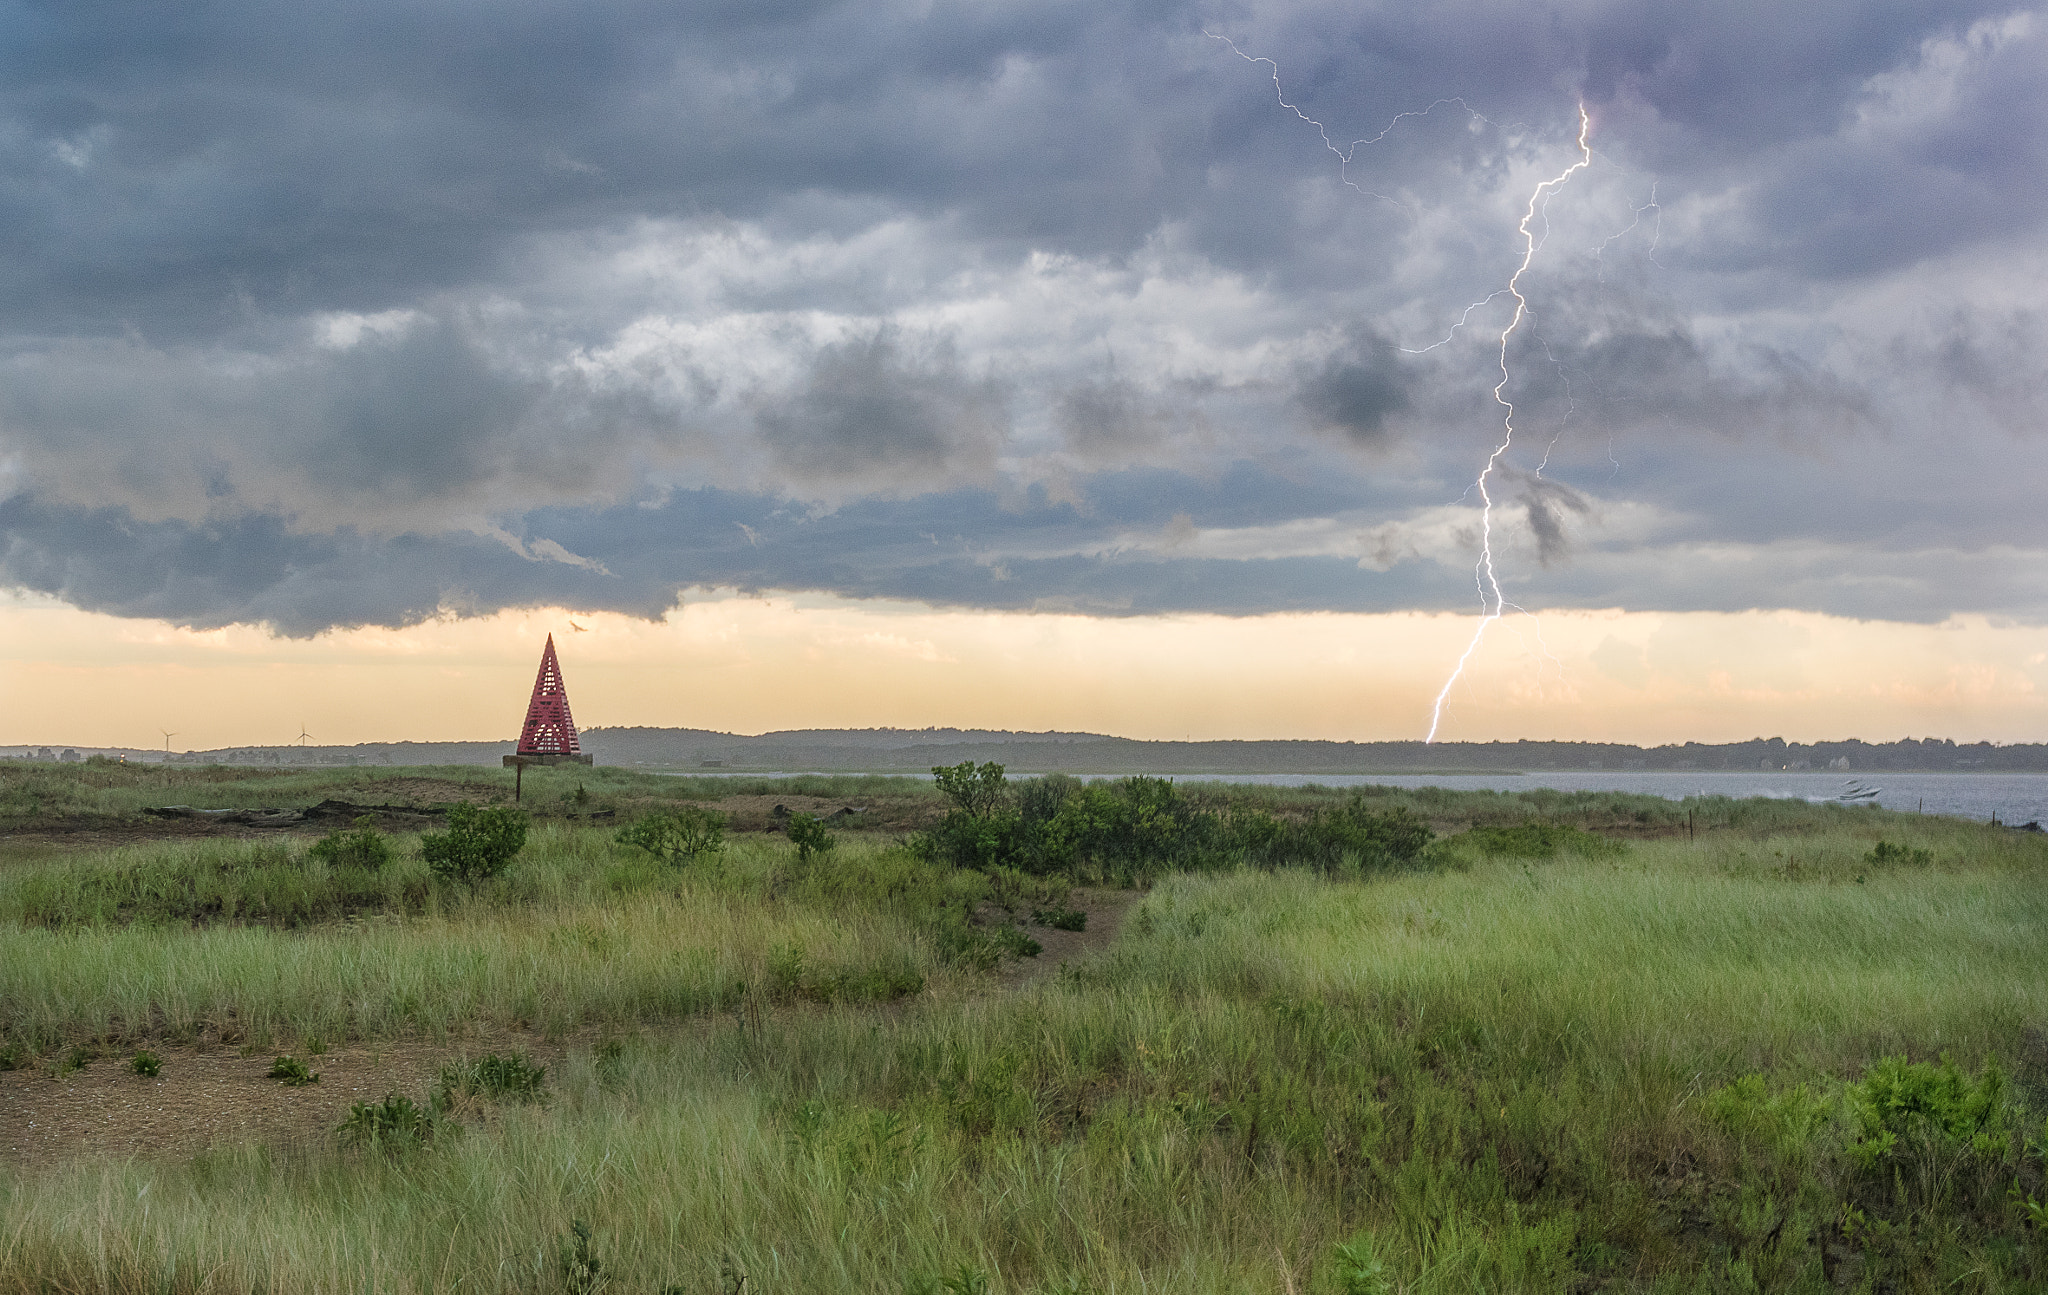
[1208, 39, 1601, 741]
[1205, 31, 1499, 212]
[1424, 105, 1592, 742]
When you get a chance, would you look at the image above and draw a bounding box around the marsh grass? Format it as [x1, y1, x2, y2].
[0, 833, 971, 1050]
[0, 761, 940, 821]
[0, 794, 2042, 1291]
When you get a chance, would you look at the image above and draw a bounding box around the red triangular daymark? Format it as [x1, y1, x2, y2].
[515, 634, 583, 756]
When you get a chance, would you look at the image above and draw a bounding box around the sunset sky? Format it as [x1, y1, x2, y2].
[1, 1, 2043, 750]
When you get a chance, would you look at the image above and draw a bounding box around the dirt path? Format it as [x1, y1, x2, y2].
[0, 1036, 561, 1170]
[995, 885, 1140, 991]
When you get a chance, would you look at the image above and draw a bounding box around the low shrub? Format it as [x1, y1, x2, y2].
[1836, 1053, 2019, 1227]
[786, 812, 836, 863]
[1848, 1055, 2008, 1174]
[916, 766, 1443, 879]
[337, 1092, 436, 1151]
[128, 1049, 161, 1078]
[420, 803, 528, 884]
[433, 1052, 548, 1109]
[307, 815, 393, 871]
[1331, 1230, 1393, 1295]
[1866, 839, 1935, 868]
[1457, 819, 1618, 860]
[615, 806, 726, 867]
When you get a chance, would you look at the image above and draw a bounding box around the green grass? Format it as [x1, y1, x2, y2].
[0, 760, 940, 820]
[0, 782, 2042, 1291]
[0, 833, 978, 1049]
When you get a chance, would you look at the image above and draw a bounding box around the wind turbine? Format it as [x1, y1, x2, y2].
[160, 730, 177, 764]
[296, 724, 313, 747]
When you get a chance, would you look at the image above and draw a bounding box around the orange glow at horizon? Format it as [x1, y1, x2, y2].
[0, 589, 2041, 752]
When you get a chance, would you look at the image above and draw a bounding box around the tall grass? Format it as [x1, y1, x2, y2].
[0, 804, 2041, 1290]
[0, 761, 940, 819]
[0, 833, 982, 1048]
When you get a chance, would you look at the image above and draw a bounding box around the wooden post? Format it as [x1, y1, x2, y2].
[515, 761, 523, 803]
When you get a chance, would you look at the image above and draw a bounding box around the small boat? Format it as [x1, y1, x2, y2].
[1835, 780, 1882, 803]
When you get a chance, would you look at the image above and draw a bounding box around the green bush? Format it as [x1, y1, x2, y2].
[307, 814, 393, 871]
[433, 1052, 548, 1109]
[1866, 839, 1934, 868]
[128, 1049, 161, 1078]
[932, 761, 1010, 816]
[420, 803, 528, 884]
[1016, 772, 1081, 825]
[915, 804, 1036, 872]
[915, 769, 1440, 878]
[1250, 799, 1436, 873]
[1457, 819, 1616, 861]
[337, 1093, 436, 1152]
[1848, 1054, 2008, 1170]
[1044, 776, 1212, 876]
[786, 812, 836, 864]
[1331, 1230, 1393, 1295]
[615, 806, 726, 867]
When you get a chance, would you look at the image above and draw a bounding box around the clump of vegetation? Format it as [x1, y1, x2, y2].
[307, 814, 393, 870]
[420, 802, 528, 883]
[615, 806, 726, 867]
[785, 812, 836, 863]
[1846, 1055, 2009, 1211]
[433, 1052, 548, 1110]
[337, 1092, 436, 1152]
[0, 837, 431, 929]
[1331, 1230, 1393, 1295]
[557, 1219, 606, 1295]
[1866, 838, 1935, 868]
[915, 763, 1440, 879]
[1457, 818, 1620, 860]
[1032, 905, 1086, 931]
[128, 1049, 161, 1077]
[266, 1054, 319, 1086]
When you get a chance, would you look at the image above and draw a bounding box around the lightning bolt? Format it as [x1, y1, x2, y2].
[1206, 37, 1600, 742]
[1204, 31, 1502, 213]
[1424, 105, 1591, 742]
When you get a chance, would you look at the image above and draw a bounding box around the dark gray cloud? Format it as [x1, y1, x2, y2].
[1514, 474, 1593, 567]
[754, 329, 1007, 488]
[0, 0, 2042, 631]
[1297, 326, 1410, 444]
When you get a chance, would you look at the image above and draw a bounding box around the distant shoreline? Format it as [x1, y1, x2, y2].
[7, 728, 2045, 774]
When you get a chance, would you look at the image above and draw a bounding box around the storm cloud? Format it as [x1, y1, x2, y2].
[0, 0, 2042, 633]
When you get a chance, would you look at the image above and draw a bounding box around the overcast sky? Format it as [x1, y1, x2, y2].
[0, 1, 2044, 744]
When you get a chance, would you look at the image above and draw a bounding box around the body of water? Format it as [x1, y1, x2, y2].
[1164, 770, 2048, 826]
[676, 767, 2048, 825]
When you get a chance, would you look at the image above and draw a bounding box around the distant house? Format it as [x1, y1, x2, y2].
[1829, 756, 1851, 770]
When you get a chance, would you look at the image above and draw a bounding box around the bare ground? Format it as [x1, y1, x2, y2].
[0, 1034, 567, 1170]
[0, 889, 1142, 1170]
